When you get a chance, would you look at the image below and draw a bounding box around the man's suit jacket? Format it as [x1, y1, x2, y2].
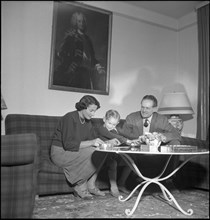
[118, 111, 181, 144]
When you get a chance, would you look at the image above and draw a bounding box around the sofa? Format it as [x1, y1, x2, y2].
[1, 133, 39, 218]
[4, 114, 209, 197]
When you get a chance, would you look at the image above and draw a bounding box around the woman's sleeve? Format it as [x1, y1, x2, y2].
[61, 115, 81, 151]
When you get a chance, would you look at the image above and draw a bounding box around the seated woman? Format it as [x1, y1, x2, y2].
[50, 95, 107, 199]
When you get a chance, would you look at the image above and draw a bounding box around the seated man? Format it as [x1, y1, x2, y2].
[120, 95, 181, 144]
[119, 95, 181, 182]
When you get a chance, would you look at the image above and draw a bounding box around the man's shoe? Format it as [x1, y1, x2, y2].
[118, 185, 130, 194]
[88, 187, 106, 196]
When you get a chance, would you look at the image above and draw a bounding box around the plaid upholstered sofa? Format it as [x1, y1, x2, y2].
[1, 133, 39, 218]
[4, 114, 209, 197]
[174, 137, 209, 190]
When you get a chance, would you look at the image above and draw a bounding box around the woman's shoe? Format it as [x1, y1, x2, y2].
[88, 187, 106, 196]
[74, 185, 93, 200]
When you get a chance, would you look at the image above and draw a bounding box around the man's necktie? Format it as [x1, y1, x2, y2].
[144, 119, 149, 127]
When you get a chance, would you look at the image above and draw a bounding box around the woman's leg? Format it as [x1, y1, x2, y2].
[51, 145, 95, 199]
[73, 181, 94, 199]
[51, 145, 97, 184]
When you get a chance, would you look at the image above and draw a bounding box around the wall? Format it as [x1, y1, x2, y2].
[178, 16, 198, 137]
[1, 1, 198, 137]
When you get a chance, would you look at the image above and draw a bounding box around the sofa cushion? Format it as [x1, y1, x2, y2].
[41, 158, 64, 174]
[38, 172, 73, 195]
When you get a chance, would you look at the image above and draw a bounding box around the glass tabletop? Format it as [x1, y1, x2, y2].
[96, 145, 209, 155]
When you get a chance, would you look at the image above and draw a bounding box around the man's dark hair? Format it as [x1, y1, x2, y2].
[141, 95, 158, 107]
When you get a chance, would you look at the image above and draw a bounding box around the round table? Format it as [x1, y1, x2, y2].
[96, 146, 209, 217]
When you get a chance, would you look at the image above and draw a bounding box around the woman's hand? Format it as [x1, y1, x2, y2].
[92, 138, 105, 147]
[106, 138, 121, 146]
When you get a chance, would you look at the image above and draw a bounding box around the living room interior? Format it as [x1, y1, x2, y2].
[1, 1, 209, 218]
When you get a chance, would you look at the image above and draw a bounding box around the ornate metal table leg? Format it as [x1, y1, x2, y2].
[155, 181, 193, 215]
[118, 153, 196, 216]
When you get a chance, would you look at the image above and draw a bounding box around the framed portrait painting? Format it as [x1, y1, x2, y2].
[48, 1, 112, 95]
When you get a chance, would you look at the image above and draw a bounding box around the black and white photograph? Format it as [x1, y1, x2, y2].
[2, 1, 209, 219]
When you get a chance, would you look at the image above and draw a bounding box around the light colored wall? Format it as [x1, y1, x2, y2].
[177, 12, 198, 137]
[1, 1, 198, 137]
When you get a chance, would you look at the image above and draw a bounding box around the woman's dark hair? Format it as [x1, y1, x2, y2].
[141, 95, 158, 107]
[75, 95, 100, 111]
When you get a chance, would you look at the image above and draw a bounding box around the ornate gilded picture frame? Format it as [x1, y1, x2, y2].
[49, 1, 112, 95]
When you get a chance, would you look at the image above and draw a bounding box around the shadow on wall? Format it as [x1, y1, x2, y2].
[109, 66, 162, 107]
[160, 82, 188, 94]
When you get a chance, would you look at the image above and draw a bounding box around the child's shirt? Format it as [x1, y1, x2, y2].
[96, 125, 127, 144]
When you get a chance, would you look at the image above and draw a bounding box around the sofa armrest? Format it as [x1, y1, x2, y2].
[1, 133, 40, 166]
[180, 136, 208, 148]
[175, 136, 209, 190]
[1, 133, 40, 218]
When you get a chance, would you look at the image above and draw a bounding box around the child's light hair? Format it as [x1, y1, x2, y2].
[105, 109, 120, 121]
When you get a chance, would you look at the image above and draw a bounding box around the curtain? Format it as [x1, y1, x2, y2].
[196, 4, 209, 141]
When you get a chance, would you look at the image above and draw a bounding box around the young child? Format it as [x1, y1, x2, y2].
[97, 109, 133, 197]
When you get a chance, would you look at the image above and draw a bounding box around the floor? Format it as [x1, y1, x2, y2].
[33, 186, 209, 218]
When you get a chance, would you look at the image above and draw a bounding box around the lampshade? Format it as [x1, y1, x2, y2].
[158, 92, 194, 121]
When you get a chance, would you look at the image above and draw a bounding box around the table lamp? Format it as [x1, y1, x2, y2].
[157, 92, 194, 133]
[1, 94, 7, 120]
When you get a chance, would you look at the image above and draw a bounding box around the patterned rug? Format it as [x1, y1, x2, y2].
[33, 188, 209, 218]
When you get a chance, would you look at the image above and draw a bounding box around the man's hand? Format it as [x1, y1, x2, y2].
[139, 135, 146, 143]
[159, 134, 167, 143]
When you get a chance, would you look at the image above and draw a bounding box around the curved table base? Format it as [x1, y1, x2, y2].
[118, 153, 196, 217]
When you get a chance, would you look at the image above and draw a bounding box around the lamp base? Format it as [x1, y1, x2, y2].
[168, 115, 183, 133]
